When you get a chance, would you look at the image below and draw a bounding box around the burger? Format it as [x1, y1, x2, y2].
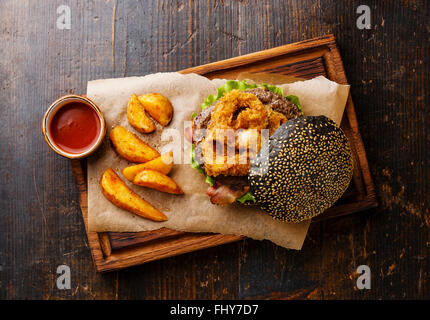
[191, 80, 353, 223]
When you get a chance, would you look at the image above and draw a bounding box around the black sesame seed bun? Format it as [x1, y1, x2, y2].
[248, 115, 353, 223]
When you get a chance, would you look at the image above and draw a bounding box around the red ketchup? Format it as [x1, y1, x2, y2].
[50, 102, 101, 154]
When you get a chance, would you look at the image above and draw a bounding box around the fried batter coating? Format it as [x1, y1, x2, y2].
[202, 129, 251, 176]
[208, 90, 268, 130]
[202, 90, 291, 177]
[268, 110, 288, 135]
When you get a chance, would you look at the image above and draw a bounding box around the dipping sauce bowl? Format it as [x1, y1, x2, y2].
[42, 95, 106, 159]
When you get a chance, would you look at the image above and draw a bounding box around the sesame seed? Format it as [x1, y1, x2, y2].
[249, 115, 354, 223]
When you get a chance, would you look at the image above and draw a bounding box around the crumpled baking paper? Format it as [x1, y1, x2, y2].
[86, 72, 349, 250]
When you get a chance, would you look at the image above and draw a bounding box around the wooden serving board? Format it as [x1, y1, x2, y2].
[71, 35, 378, 272]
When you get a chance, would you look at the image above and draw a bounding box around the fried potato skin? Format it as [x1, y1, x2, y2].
[133, 169, 183, 194]
[100, 168, 167, 221]
[110, 125, 160, 163]
[127, 94, 156, 133]
[138, 93, 173, 126]
[122, 152, 173, 181]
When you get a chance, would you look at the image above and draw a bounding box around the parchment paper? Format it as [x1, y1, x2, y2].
[86, 72, 349, 250]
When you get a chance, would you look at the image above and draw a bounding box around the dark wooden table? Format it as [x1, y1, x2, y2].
[0, 0, 428, 300]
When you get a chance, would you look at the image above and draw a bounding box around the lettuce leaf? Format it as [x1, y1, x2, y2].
[236, 191, 256, 204]
[191, 145, 214, 188]
[190, 144, 204, 174]
[200, 79, 291, 110]
[286, 94, 303, 114]
[205, 175, 214, 187]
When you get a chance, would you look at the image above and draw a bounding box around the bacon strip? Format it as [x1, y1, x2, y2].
[206, 181, 249, 205]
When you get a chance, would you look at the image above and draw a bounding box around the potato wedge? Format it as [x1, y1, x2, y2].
[122, 152, 173, 181]
[138, 93, 173, 126]
[133, 169, 183, 194]
[100, 168, 167, 222]
[127, 94, 156, 133]
[110, 125, 160, 163]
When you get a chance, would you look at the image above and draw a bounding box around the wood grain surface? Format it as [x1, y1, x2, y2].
[0, 0, 428, 299]
[75, 36, 378, 272]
